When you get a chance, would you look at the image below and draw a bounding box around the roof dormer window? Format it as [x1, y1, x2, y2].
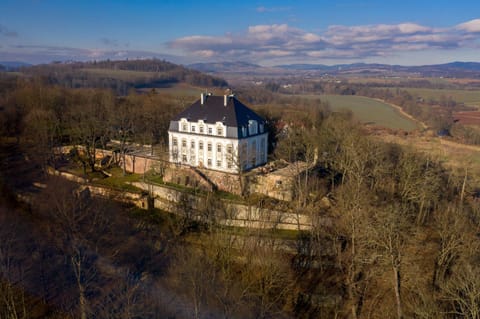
[242, 126, 247, 137]
[182, 122, 188, 132]
[248, 120, 257, 135]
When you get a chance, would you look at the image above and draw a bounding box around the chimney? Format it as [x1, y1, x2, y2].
[201, 93, 204, 105]
[224, 95, 227, 107]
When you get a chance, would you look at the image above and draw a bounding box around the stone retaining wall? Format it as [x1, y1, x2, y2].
[132, 181, 311, 230]
[47, 165, 312, 230]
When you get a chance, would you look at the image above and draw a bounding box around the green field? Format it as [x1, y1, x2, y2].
[379, 87, 480, 108]
[84, 68, 157, 80]
[149, 84, 205, 97]
[317, 94, 419, 131]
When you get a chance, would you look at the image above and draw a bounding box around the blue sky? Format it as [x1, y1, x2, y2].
[1, 0, 480, 65]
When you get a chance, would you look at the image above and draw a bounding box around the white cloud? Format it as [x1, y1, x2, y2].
[168, 18, 480, 63]
[398, 23, 431, 34]
[457, 19, 480, 33]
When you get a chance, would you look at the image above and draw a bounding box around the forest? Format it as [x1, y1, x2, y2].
[1, 61, 480, 318]
[18, 59, 228, 95]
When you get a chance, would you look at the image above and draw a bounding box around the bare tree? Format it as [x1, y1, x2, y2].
[36, 178, 109, 319]
[369, 205, 412, 319]
[108, 97, 135, 176]
[68, 89, 113, 173]
[0, 214, 28, 319]
[441, 263, 480, 318]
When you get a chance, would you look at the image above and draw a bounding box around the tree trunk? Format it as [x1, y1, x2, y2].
[79, 284, 87, 319]
[392, 262, 403, 319]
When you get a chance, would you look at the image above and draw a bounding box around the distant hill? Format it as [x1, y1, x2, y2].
[186, 60, 480, 80]
[188, 61, 262, 73]
[0, 61, 32, 71]
[20, 59, 228, 94]
[187, 62, 292, 84]
[274, 61, 480, 78]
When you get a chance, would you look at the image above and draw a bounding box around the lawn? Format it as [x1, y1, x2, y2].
[316, 94, 419, 131]
[93, 167, 143, 192]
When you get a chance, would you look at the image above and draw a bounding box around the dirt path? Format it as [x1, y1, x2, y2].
[372, 98, 428, 129]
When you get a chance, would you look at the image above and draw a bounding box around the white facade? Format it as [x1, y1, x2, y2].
[168, 118, 267, 173]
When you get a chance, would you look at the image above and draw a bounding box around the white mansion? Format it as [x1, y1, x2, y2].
[168, 93, 268, 173]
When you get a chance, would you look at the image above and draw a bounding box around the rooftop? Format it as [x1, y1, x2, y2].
[172, 94, 265, 127]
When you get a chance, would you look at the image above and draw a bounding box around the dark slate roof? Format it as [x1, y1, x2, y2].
[172, 95, 265, 127]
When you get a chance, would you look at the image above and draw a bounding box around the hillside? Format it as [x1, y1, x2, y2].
[0, 61, 32, 71]
[19, 59, 228, 94]
[188, 61, 480, 79]
[276, 61, 480, 78]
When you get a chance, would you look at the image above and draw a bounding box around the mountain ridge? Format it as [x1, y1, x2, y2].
[188, 61, 480, 78]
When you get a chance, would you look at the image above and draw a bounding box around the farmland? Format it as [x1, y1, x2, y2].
[84, 68, 158, 80]
[379, 87, 480, 108]
[453, 111, 480, 125]
[310, 94, 420, 131]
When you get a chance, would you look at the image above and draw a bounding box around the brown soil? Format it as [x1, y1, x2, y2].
[453, 111, 480, 125]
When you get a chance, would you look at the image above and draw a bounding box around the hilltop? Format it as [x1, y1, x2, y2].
[15, 59, 228, 94]
[188, 61, 480, 79]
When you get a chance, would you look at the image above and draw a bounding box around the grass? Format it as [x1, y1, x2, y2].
[63, 166, 104, 180]
[379, 134, 480, 185]
[377, 87, 480, 108]
[148, 83, 204, 97]
[93, 167, 143, 192]
[311, 94, 419, 131]
[83, 68, 157, 81]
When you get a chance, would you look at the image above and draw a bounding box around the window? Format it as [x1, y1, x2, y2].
[172, 137, 178, 146]
[182, 154, 187, 162]
[207, 143, 212, 152]
[182, 123, 188, 131]
[217, 144, 222, 153]
[217, 126, 223, 135]
[208, 127, 213, 135]
[191, 140, 195, 149]
[217, 159, 222, 167]
[199, 141, 204, 150]
[200, 125, 204, 133]
[191, 125, 196, 133]
[260, 138, 266, 162]
[240, 143, 247, 169]
[242, 126, 247, 137]
[182, 139, 187, 148]
[248, 120, 258, 135]
[207, 158, 212, 167]
[227, 159, 232, 169]
[241, 143, 247, 156]
[250, 141, 256, 166]
[227, 144, 233, 154]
